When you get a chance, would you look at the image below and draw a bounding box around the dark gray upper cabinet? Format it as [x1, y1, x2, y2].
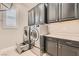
[47, 3, 59, 23]
[59, 3, 76, 21]
[34, 5, 40, 25]
[28, 3, 47, 26]
[34, 3, 47, 25]
[28, 9, 35, 26]
[38, 3, 47, 24]
[76, 3, 79, 18]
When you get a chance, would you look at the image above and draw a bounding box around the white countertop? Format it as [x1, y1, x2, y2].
[44, 33, 79, 42]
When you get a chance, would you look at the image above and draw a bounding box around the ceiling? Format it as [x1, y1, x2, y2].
[0, 3, 13, 10]
[20, 3, 38, 10]
[0, 3, 38, 11]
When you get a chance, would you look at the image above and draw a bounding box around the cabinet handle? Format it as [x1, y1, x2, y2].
[56, 44, 57, 47]
[59, 44, 61, 48]
[66, 42, 72, 45]
[56, 19, 58, 21]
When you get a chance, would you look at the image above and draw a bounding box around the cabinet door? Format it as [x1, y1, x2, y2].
[61, 45, 79, 56]
[40, 36, 45, 53]
[58, 43, 62, 56]
[34, 6, 40, 25]
[38, 4, 45, 24]
[28, 9, 35, 26]
[46, 37, 58, 56]
[59, 3, 75, 21]
[77, 3, 79, 18]
[47, 3, 59, 23]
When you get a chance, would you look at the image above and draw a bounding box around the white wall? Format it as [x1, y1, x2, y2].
[0, 3, 37, 50]
[48, 20, 79, 36]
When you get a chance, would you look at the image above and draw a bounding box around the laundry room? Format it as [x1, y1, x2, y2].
[0, 2, 79, 56]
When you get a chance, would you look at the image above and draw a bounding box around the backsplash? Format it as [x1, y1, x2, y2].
[39, 24, 48, 35]
[48, 20, 79, 36]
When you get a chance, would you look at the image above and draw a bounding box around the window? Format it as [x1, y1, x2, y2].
[3, 9, 16, 28]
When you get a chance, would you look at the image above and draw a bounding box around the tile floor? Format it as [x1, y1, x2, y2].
[0, 46, 47, 56]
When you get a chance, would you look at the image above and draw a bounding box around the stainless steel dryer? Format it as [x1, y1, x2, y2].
[29, 24, 48, 55]
[30, 25, 40, 48]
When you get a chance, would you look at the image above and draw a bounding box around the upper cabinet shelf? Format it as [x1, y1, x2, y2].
[38, 3, 47, 24]
[59, 3, 77, 21]
[47, 3, 59, 23]
[76, 3, 79, 19]
[28, 9, 35, 26]
[28, 3, 47, 26]
[28, 3, 79, 26]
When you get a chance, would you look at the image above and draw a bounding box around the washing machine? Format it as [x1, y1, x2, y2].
[29, 24, 48, 55]
[23, 26, 30, 42]
[16, 26, 30, 53]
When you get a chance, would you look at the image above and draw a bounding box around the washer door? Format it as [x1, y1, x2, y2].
[23, 26, 30, 42]
[30, 27, 39, 42]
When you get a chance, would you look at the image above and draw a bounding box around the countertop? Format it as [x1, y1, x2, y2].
[43, 33, 79, 42]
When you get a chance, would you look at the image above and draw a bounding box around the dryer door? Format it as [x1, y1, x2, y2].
[30, 27, 39, 44]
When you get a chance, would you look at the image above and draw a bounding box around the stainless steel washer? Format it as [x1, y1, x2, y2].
[23, 26, 30, 42]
